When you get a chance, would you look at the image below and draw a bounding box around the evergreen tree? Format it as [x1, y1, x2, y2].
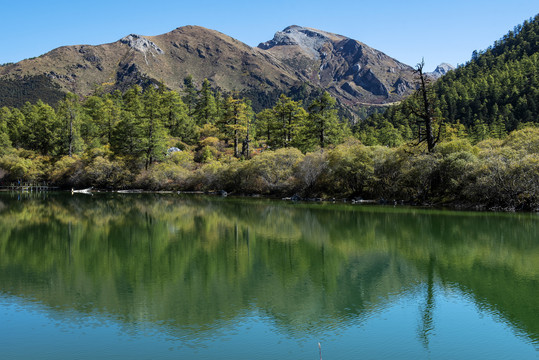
[161, 90, 198, 143]
[82, 95, 105, 147]
[271, 94, 307, 149]
[56, 93, 83, 157]
[111, 86, 144, 158]
[182, 75, 198, 118]
[21, 100, 60, 155]
[2, 107, 24, 148]
[378, 121, 404, 147]
[194, 79, 218, 126]
[219, 96, 249, 157]
[102, 96, 122, 146]
[254, 108, 275, 147]
[305, 91, 343, 150]
[140, 86, 168, 169]
[0, 107, 12, 152]
[470, 119, 490, 143]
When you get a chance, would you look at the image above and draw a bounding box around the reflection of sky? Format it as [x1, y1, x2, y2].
[0, 194, 538, 359]
[1, 286, 536, 360]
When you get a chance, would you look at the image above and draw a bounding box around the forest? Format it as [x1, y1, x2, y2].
[0, 15, 539, 210]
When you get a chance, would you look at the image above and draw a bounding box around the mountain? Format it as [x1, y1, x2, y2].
[363, 13, 539, 138]
[259, 26, 416, 105]
[0, 25, 418, 111]
[428, 63, 455, 79]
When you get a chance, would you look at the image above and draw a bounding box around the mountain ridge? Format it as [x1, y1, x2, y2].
[0, 25, 420, 111]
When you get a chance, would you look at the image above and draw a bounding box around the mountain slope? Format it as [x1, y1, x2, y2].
[368, 13, 539, 135]
[358, 13, 539, 148]
[0, 25, 417, 110]
[259, 26, 416, 105]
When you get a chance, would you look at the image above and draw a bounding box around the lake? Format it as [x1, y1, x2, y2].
[0, 192, 537, 359]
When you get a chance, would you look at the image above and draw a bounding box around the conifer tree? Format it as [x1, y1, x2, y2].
[271, 94, 306, 149]
[305, 91, 343, 150]
[0, 107, 12, 152]
[112, 86, 144, 158]
[194, 79, 218, 126]
[56, 93, 83, 157]
[140, 86, 168, 169]
[220, 96, 249, 157]
[161, 90, 198, 143]
[21, 100, 60, 155]
[182, 75, 198, 118]
[2, 107, 24, 148]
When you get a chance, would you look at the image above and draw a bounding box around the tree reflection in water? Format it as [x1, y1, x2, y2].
[0, 192, 537, 347]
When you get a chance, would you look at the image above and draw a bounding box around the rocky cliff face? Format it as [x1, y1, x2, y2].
[258, 26, 416, 105]
[428, 63, 455, 79]
[0, 25, 418, 110]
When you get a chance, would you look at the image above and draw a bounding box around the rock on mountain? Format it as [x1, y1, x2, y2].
[428, 63, 455, 79]
[258, 26, 417, 105]
[0, 25, 418, 110]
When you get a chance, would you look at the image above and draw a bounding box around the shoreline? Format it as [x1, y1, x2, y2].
[6, 187, 535, 213]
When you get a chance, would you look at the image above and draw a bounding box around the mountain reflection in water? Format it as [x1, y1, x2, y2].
[0, 192, 537, 359]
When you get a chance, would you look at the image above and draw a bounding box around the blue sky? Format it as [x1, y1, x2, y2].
[1, 0, 537, 71]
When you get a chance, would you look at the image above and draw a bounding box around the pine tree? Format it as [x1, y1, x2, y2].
[112, 86, 144, 158]
[255, 108, 275, 147]
[271, 94, 306, 149]
[182, 75, 198, 118]
[220, 97, 249, 157]
[56, 93, 83, 157]
[140, 86, 168, 169]
[161, 90, 198, 143]
[194, 79, 218, 126]
[0, 107, 12, 152]
[305, 91, 343, 150]
[21, 100, 60, 155]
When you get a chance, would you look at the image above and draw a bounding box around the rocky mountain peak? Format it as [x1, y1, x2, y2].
[258, 25, 344, 59]
[429, 63, 455, 78]
[120, 34, 164, 55]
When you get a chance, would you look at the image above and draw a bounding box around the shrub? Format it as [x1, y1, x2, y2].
[326, 140, 374, 197]
[50, 155, 85, 188]
[242, 148, 304, 195]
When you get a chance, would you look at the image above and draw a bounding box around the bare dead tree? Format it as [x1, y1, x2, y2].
[408, 59, 442, 153]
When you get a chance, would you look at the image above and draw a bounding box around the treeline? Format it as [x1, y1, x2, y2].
[0, 79, 351, 187]
[359, 14, 539, 145]
[2, 114, 539, 210]
[1, 74, 539, 210]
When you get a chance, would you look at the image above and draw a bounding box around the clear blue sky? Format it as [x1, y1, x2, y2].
[1, 0, 537, 71]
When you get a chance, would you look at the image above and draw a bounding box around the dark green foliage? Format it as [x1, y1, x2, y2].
[56, 93, 84, 157]
[194, 79, 219, 126]
[253, 91, 349, 152]
[161, 90, 198, 144]
[305, 91, 348, 150]
[364, 14, 539, 144]
[0, 75, 65, 108]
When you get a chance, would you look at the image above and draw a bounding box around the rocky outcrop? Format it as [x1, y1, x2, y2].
[258, 26, 416, 105]
[120, 34, 164, 55]
[428, 63, 455, 79]
[258, 25, 343, 59]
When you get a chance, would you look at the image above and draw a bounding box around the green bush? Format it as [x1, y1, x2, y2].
[242, 148, 304, 195]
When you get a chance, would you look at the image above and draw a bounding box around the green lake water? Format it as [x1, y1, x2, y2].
[0, 192, 537, 359]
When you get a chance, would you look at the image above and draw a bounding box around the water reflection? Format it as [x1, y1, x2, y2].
[0, 193, 537, 350]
